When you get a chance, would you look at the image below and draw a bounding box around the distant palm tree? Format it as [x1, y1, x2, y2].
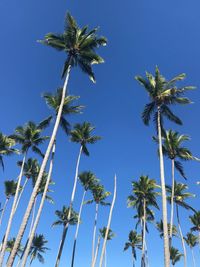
[124, 230, 142, 267]
[135, 66, 194, 267]
[6, 238, 23, 263]
[167, 182, 195, 267]
[190, 211, 200, 248]
[0, 119, 49, 266]
[184, 232, 198, 267]
[99, 227, 115, 267]
[8, 12, 106, 266]
[170, 247, 183, 266]
[156, 220, 178, 239]
[128, 175, 159, 267]
[29, 234, 49, 266]
[71, 171, 98, 267]
[53, 206, 78, 267]
[0, 133, 18, 170]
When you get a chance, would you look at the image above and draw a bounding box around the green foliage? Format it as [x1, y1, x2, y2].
[190, 211, 200, 232]
[170, 247, 183, 265]
[4, 180, 18, 199]
[184, 232, 198, 248]
[29, 234, 49, 265]
[156, 220, 178, 239]
[124, 230, 142, 260]
[52, 206, 79, 227]
[78, 171, 98, 191]
[99, 227, 115, 240]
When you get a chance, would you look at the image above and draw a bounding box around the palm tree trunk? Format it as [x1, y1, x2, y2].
[55, 225, 69, 267]
[14, 178, 29, 214]
[169, 159, 175, 248]
[0, 198, 9, 228]
[21, 142, 56, 267]
[0, 152, 27, 266]
[91, 236, 101, 267]
[191, 247, 196, 267]
[104, 247, 107, 267]
[54, 145, 82, 267]
[99, 175, 117, 267]
[141, 199, 146, 267]
[157, 108, 170, 267]
[176, 204, 187, 267]
[71, 190, 86, 267]
[28, 197, 37, 237]
[91, 203, 99, 266]
[7, 64, 72, 267]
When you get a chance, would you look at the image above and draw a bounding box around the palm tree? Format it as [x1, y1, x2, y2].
[8, 12, 106, 266]
[0, 180, 17, 228]
[190, 211, 200, 248]
[158, 130, 199, 247]
[99, 227, 115, 267]
[71, 171, 98, 267]
[6, 238, 23, 263]
[184, 232, 198, 267]
[135, 66, 194, 267]
[89, 182, 110, 265]
[29, 234, 49, 266]
[124, 230, 142, 267]
[127, 175, 159, 267]
[156, 220, 178, 239]
[0, 133, 18, 170]
[53, 206, 78, 267]
[0, 119, 49, 266]
[170, 247, 183, 266]
[166, 182, 195, 267]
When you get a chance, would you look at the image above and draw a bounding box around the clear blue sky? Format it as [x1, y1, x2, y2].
[1, 0, 200, 266]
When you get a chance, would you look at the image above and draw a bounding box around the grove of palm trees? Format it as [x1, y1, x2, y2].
[1, 1, 200, 266]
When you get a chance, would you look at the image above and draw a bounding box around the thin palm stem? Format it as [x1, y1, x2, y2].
[141, 199, 146, 267]
[91, 203, 99, 266]
[191, 248, 196, 267]
[169, 159, 175, 248]
[14, 178, 29, 214]
[28, 197, 37, 237]
[0, 198, 9, 228]
[91, 236, 101, 267]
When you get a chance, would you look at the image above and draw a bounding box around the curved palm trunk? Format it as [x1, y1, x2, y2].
[21, 142, 56, 267]
[91, 236, 101, 267]
[176, 204, 187, 267]
[99, 175, 117, 267]
[7, 65, 71, 267]
[0, 152, 27, 266]
[54, 145, 82, 267]
[0, 198, 9, 228]
[141, 199, 146, 267]
[91, 203, 99, 266]
[157, 108, 170, 267]
[14, 178, 29, 214]
[55, 225, 69, 267]
[71, 190, 86, 267]
[169, 159, 175, 248]
[191, 247, 196, 267]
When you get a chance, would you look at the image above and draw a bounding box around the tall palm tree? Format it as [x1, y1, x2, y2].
[135, 66, 194, 267]
[0, 133, 18, 170]
[8, 12, 106, 266]
[89, 182, 110, 265]
[127, 175, 159, 267]
[190, 211, 200, 247]
[158, 130, 199, 247]
[166, 182, 195, 267]
[99, 227, 115, 267]
[124, 230, 142, 267]
[0, 119, 49, 266]
[0, 180, 18, 228]
[71, 171, 98, 267]
[29, 234, 49, 266]
[184, 232, 198, 267]
[170, 247, 183, 266]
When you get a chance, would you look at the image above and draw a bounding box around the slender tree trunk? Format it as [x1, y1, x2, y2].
[157, 108, 170, 267]
[55, 226, 69, 267]
[176, 204, 187, 267]
[104, 247, 107, 267]
[99, 175, 117, 267]
[21, 142, 56, 267]
[7, 64, 72, 267]
[28, 197, 37, 237]
[0, 152, 27, 266]
[0, 198, 9, 228]
[191, 247, 196, 267]
[91, 203, 99, 266]
[54, 145, 82, 267]
[132, 249, 135, 267]
[91, 236, 101, 267]
[141, 199, 146, 267]
[169, 159, 175, 248]
[14, 178, 29, 214]
[71, 190, 86, 267]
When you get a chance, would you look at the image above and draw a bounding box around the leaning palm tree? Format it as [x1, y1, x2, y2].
[157, 130, 199, 247]
[124, 230, 142, 267]
[0, 133, 18, 170]
[0, 119, 49, 266]
[184, 232, 198, 267]
[29, 234, 49, 266]
[127, 175, 159, 267]
[135, 66, 194, 267]
[8, 12, 106, 266]
[71, 171, 98, 267]
[170, 247, 183, 266]
[166, 182, 195, 267]
[0, 180, 17, 228]
[99, 227, 115, 267]
[190, 211, 200, 247]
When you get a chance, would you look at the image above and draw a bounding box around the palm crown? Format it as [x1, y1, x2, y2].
[4, 180, 18, 199]
[52, 206, 78, 227]
[29, 234, 49, 264]
[99, 227, 115, 240]
[90, 182, 110, 205]
[156, 220, 178, 238]
[43, 88, 83, 134]
[17, 158, 40, 179]
[6, 238, 23, 257]
[39, 12, 107, 81]
[78, 171, 98, 191]
[70, 122, 101, 156]
[124, 230, 142, 260]
[170, 247, 183, 266]
[184, 232, 198, 248]
[190, 211, 200, 232]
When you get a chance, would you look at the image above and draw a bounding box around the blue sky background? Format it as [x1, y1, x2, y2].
[1, 0, 200, 266]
